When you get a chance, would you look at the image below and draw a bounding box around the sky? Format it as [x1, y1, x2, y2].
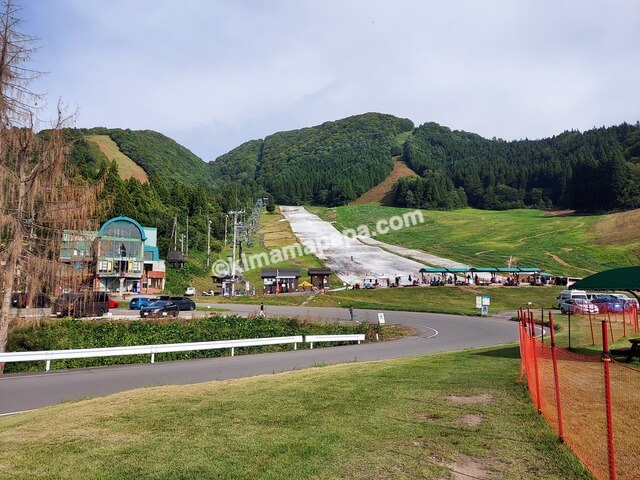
[20, 0, 640, 161]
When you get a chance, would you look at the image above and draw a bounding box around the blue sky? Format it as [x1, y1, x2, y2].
[21, 0, 640, 161]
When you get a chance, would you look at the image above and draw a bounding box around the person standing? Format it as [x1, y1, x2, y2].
[259, 302, 265, 317]
[349, 306, 354, 322]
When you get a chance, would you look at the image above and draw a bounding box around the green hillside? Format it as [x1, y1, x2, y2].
[312, 204, 640, 277]
[400, 121, 640, 212]
[63, 128, 226, 257]
[211, 114, 640, 212]
[67, 127, 212, 186]
[211, 113, 415, 206]
[85, 135, 149, 183]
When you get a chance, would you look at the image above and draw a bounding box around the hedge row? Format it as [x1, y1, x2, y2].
[6, 315, 370, 373]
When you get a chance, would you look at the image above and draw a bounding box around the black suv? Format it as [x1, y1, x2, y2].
[157, 295, 195, 311]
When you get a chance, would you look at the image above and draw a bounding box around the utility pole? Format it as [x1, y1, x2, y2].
[228, 210, 243, 297]
[186, 216, 189, 257]
[224, 214, 228, 248]
[206, 214, 211, 267]
[172, 216, 178, 251]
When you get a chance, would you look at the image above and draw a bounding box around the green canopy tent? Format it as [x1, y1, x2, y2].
[419, 267, 448, 273]
[570, 267, 640, 302]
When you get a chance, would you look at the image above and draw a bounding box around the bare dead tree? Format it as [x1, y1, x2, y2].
[0, 0, 104, 371]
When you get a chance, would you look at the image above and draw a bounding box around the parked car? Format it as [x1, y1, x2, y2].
[129, 296, 157, 310]
[591, 295, 624, 313]
[184, 286, 196, 296]
[559, 298, 599, 315]
[140, 300, 179, 318]
[108, 298, 119, 309]
[610, 293, 639, 309]
[52, 292, 110, 318]
[157, 295, 195, 311]
[11, 292, 51, 308]
[554, 290, 588, 309]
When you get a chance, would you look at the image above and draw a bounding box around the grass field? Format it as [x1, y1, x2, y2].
[310, 205, 640, 277]
[0, 347, 592, 479]
[212, 285, 561, 317]
[85, 135, 149, 182]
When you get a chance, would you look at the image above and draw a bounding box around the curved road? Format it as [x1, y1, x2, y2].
[0, 304, 518, 415]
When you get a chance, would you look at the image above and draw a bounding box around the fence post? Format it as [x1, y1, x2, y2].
[608, 313, 614, 343]
[601, 320, 617, 480]
[530, 312, 542, 414]
[541, 307, 545, 345]
[549, 312, 564, 442]
[588, 309, 595, 346]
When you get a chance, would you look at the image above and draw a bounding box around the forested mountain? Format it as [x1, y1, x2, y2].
[211, 113, 415, 206]
[398, 122, 640, 212]
[54, 115, 640, 257]
[61, 128, 228, 256]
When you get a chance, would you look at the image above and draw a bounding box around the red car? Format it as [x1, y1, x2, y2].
[108, 298, 119, 309]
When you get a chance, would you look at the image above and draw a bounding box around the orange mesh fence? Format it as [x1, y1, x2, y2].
[610, 360, 640, 480]
[518, 310, 640, 480]
[529, 306, 638, 350]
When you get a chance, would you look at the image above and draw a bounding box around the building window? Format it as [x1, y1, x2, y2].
[98, 260, 113, 273]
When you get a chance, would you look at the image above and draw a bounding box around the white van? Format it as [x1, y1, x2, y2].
[555, 290, 588, 309]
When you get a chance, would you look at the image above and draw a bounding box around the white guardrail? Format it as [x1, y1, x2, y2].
[0, 334, 366, 372]
[305, 334, 365, 349]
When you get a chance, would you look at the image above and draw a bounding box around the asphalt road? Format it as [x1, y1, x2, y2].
[0, 304, 519, 415]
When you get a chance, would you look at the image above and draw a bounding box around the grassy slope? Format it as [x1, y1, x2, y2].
[351, 156, 419, 206]
[311, 205, 640, 277]
[0, 347, 591, 480]
[85, 135, 149, 182]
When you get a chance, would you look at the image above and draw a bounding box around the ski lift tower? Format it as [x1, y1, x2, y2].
[227, 197, 269, 296]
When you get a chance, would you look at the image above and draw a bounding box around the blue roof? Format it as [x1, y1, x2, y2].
[98, 216, 147, 241]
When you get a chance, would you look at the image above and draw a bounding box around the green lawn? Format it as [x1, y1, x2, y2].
[0, 347, 592, 479]
[310, 205, 640, 277]
[307, 285, 560, 315]
[214, 285, 561, 316]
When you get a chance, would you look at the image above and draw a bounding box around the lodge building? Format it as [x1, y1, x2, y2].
[59, 216, 166, 295]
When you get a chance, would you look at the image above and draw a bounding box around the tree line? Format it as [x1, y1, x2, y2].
[399, 121, 640, 212]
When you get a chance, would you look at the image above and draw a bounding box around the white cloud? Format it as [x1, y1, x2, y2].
[22, 0, 640, 159]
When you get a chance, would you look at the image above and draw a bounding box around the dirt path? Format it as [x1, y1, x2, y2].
[544, 252, 596, 274]
[351, 156, 418, 205]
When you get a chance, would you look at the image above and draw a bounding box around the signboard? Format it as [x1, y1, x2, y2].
[476, 296, 490, 316]
[377, 313, 385, 324]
